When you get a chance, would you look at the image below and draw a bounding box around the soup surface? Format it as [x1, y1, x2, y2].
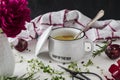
[54, 35, 74, 40]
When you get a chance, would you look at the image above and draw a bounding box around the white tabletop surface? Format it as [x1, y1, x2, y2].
[12, 39, 120, 80]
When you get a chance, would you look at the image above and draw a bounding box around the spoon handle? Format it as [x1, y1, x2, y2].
[74, 10, 104, 39]
[85, 10, 104, 31]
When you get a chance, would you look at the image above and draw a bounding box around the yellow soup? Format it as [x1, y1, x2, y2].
[54, 35, 74, 40]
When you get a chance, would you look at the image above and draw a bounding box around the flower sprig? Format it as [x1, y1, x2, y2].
[92, 42, 108, 57]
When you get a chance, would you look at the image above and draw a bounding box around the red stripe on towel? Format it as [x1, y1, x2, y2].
[110, 32, 120, 40]
[95, 29, 104, 41]
[96, 29, 100, 39]
[108, 24, 116, 32]
[112, 32, 114, 38]
[49, 13, 52, 25]
[41, 23, 50, 25]
[41, 23, 63, 26]
[37, 15, 42, 23]
[52, 24, 63, 26]
[41, 12, 64, 27]
[95, 38, 104, 41]
[29, 35, 34, 39]
[63, 10, 68, 27]
[32, 22, 37, 28]
[75, 19, 85, 28]
[112, 36, 120, 39]
[32, 22, 37, 38]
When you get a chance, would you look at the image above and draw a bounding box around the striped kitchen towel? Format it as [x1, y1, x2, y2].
[8, 9, 120, 44]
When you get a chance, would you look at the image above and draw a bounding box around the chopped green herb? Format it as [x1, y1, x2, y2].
[68, 62, 81, 72]
[51, 76, 65, 80]
[10, 55, 101, 80]
[0, 74, 37, 80]
[27, 58, 64, 78]
[83, 59, 94, 67]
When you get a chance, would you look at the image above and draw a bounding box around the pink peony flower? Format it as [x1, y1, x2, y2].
[0, 0, 31, 37]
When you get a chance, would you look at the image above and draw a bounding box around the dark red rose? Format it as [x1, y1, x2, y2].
[0, 0, 31, 37]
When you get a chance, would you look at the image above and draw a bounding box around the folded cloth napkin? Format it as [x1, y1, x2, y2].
[8, 9, 120, 45]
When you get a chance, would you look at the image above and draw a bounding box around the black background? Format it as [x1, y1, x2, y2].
[28, 0, 120, 20]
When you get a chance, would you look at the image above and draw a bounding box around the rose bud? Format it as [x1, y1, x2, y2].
[105, 44, 120, 59]
[14, 39, 28, 52]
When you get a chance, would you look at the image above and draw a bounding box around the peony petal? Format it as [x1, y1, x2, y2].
[109, 64, 119, 74]
[112, 69, 120, 80]
[117, 59, 120, 67]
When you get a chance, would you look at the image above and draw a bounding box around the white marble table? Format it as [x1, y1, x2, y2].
[12, 39, 120, 80]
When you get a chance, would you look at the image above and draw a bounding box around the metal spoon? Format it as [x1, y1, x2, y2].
[74, 10, 104, 39]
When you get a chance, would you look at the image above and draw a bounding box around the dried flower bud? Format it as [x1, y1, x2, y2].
[14, 38, 28, 52]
